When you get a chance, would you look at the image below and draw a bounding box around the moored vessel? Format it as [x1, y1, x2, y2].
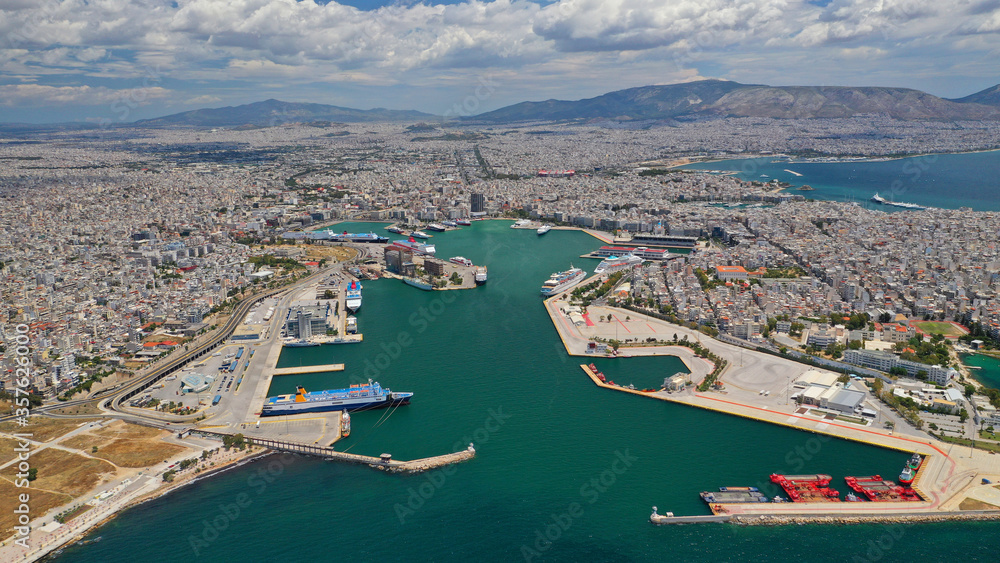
[456, 219, 472, 226]
[475, 266, 488, 285]
[261, 380, 412, 416]
[403, 276, 434, 291]
[536, 224, 551, 235]
[426, 223, 447, 232]
[450, 256, 473, 267]
[345, 280, 363, 312]
[389, 237, 436, 256]
[594, 253, 643, 274]
[411, 230, 432, 239]
[341, 410, 351, 437]
[540, 267, 586, 296]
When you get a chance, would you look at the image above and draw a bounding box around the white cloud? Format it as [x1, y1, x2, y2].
[184, 94, 222, 104]
[0, 0, 997, 111]
[0, 84, 170, 106]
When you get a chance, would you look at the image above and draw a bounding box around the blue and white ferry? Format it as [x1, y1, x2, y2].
[261, 380, 412, 416]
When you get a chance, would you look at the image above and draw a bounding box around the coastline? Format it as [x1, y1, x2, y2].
[10, 445, 268, 562]
[542, 298, 1000, 520]
[663, 147, 1000, 170]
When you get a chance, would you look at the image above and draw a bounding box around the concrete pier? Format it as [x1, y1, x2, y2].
[272, 363, 345, 376]
[195, 430, 475, 473]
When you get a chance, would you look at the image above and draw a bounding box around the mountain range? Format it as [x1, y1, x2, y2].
[470, 80, 1000, 122]
[5, 80, 1000, 130]
[133, 99, 434, 127]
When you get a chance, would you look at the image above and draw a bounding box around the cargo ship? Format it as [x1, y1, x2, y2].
[450, 256, 473, 267]
[475, 266, 488, 285]
[540, 267, 586, 296]
[261, 380, 412, 416]
[537, 224, 551, 235]
[345, 280, 362, 312]
[769, 474, 841, 502]
[845, 475, 921, 502]
[594, 253, 643, 274]
[390, 237, 436, 256]
[403, 276, 434, 291]
[426, 223, 447, 232]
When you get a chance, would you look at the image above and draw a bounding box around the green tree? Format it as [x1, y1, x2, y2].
[27, 468, 37, 481]
[959, 408, 969, 423]
[965, 384, 977, 398]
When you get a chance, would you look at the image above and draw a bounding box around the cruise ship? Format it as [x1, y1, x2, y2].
[475, 266, 488, 285]
[537, 224, 552, 235]
[389, 237, 436, 256]
[540, 267, 586, 296]
[261, 381, 412, 416]
[345, 280, 362, 312]
[594, 253, 643, 274]
[426, 223, 447, 232]
[450, 256, 473, 267]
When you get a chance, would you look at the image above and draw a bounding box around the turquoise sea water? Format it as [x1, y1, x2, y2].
[963, 353, 1000, 390]
[56, 222, 1000, 562]
[680, 150, 1000, 211]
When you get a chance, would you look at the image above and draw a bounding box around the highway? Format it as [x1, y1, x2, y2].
[3, 265, 339, 425]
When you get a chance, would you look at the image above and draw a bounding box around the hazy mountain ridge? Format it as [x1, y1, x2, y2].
[134, 99, 435, 127]
[471, 80, 1000, 122]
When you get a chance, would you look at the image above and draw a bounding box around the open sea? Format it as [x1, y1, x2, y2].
[55, 221, 1000, 562]
[680, 150, 1000, 212]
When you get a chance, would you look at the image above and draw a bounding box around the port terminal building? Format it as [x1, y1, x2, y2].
[286, 302, 333, 339]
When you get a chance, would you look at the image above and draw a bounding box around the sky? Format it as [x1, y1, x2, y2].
[0, 0, 998, 123]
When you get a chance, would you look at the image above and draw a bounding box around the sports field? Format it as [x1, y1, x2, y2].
[912, 320, 968, 337]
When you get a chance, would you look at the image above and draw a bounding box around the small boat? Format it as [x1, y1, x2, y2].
[341, 410, 351, 437]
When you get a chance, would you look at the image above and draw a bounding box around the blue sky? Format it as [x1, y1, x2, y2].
[1, 0, 998, 123]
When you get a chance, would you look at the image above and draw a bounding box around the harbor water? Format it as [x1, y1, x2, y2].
[55, 221, 1000, 562]
[680, 150, 1000, 211]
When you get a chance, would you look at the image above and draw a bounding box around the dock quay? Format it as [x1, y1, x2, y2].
[272, 363, 345, 375]
[194, 430, 476, 473]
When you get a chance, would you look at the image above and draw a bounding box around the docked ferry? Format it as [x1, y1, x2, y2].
[537, 224, 552, 235]
[475, 266, 488, 285]
[321, 230, 389, 243]
[386, 225, 406, 234]
[594, 253, 643, 274]
[456, 219, 472, 226]
[411, 230, 432, 239]
[261, 381, 412, 416]
[450, 256, 473, 267]
[442, 220, 458, 227]
[540, 267, 586, 296]
[345, 280, 362, 312]
[390, 237, 436, 256]
[426, 223, 447, 232]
